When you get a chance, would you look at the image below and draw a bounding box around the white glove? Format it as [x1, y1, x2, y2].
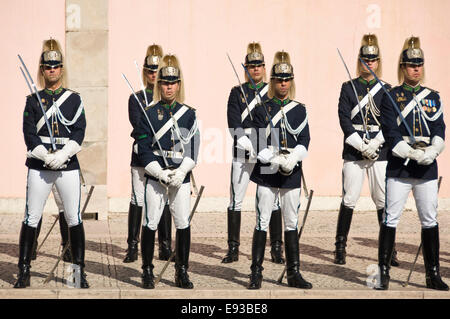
[417, 136, 445, 165]
[145, 161, 172, 184]
[280, 145, 308, 173]
[48, 140, 81, 170]
[362, 138, 381, 160]
[391, 141, 420, 160]
[28, 145, 54, 166]
[269, 154, 287, 170]
[236, 135, 256, 158]
[345, 132, 369, 153]
[257, 148, 274, 164]
[168, 157, 196, 188]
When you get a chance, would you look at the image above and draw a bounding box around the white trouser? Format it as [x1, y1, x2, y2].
[342, 160, 387, 209]
[130, 166, 169, 208]
[143, 178, 191, 230]
[255, 185, 300, 232]
[130, 166, 146, 206]
[24, 169, 82, 228]
[384, 177, 438, 228]
[52, 184, 64, 212]
[228, 160, 279, 211]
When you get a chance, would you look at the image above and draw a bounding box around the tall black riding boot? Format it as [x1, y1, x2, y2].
[31, 218, 42, 260]
[284, 230, 312, 289]
[377, 208, 399, 267]
[422, 225, 449, 291]
[376, 223, 396, 290]
[69, 223, 89, 288]
[222, 209, 240, 263]
[59, 211, 72, 263]
[14, 223, 36, 288]
[123, 203, 142, 263]
[141, 226, 156, 289]
[248, 229, 267, 290]
[174, 226, 194, 289]
[269, 209, 284, 264]
[333, 203, 353, 265]
[158, 204, 173, 261]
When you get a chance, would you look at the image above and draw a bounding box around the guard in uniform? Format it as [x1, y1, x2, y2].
[224, 42, 284, 265]
[377, 37, 447, 291]
[335, 34, 399, 266]
[248, 51, 312, 290]
[124, 44, 173, 263]
[14, 39, 88, 288]
[135, 54, 200, 289]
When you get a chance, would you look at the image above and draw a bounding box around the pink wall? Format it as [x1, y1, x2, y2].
[108, 0, 450, 198]
[0, 0, 65, 197]
[1, 0, 449, 200]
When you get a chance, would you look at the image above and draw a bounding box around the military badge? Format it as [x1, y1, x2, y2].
[396, 93, 406, 102]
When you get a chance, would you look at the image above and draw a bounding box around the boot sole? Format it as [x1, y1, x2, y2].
[175, 281, 194, 289]
[13, 277, 30, 288]
[426, 279, 449, 291]
[221, 255, 238, 263]
[123, 254, 138, 263]
[287, 282, 312, 289]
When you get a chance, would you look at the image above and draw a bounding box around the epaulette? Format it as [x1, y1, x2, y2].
[144, 101, 156, 111]
[66, 88, 80, 95]
[183, 103, 196, 111]
[424, 86, 439, 94]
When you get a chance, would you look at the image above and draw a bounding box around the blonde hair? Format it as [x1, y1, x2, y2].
[153, 54, 185, 103]
[267, 51, 296, 100]
[397, 36, 425, 84]
[37, 38, 66, 89]
[244, 42, 267, 83]
[142, 44, 163, 87]
[357, 34, 383, 78]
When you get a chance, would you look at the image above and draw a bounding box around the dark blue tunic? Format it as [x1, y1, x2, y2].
[129, 89, 153, 167]
[135, 100, 200, 184]
[23, 87, 86, 171]
[227, 82, 268, 159]
[250, 97, 310, 189]
[380, 83, 445, 180]
[338, 77, 391, 161]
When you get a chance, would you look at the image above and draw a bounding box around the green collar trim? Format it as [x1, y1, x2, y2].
[272, 97, 291, 106]
[358, 77, 376, 86]
[44, 86, 63, 95]
[161, 101, 177, 109]
[145, 88, 153, 94]
[402, 83, 421, 93]
[247, 81, 264, 90]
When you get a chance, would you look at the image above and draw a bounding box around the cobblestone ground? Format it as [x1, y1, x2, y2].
[0, 208, 449, 298]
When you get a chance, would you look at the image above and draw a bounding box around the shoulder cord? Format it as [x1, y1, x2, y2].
[171, 113, 199, 147]
[53, 97, 85, 134]
[366, 91, 381, 126]
[281, 106, 307, 137]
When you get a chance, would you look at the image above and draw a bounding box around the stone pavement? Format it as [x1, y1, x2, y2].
[0, 206, 449, 299]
